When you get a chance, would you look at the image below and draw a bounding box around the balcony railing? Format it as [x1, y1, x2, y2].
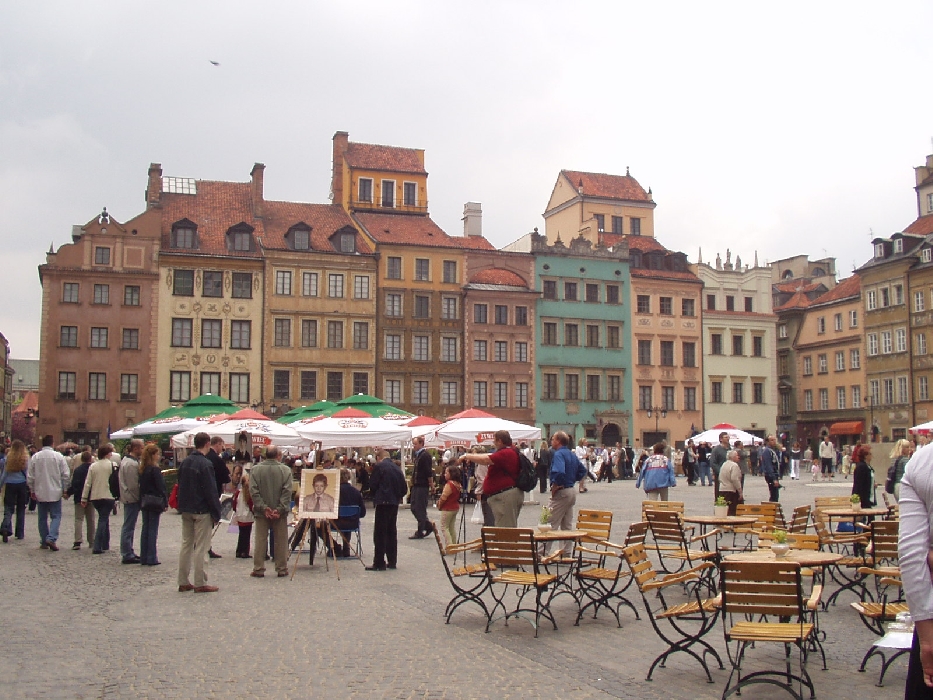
[350, 197, 428, 214]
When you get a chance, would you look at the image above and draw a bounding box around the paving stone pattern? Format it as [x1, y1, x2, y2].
[0, 472, 904, 698]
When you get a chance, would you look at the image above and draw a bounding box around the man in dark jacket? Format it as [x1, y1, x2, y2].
[760, 435, 782, 502]
[206, 437, 231, 560]
[332, 468, 366, 558]
[366, 449, 406, 571]
[176, 432, 221, 593]
[408, 436, 433, 539]
[536, 446, 552, 493]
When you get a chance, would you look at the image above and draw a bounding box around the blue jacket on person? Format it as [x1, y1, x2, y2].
[760, 446, 780, 486]
[550, 447, 585, 488]
[636, 454, 676, 492]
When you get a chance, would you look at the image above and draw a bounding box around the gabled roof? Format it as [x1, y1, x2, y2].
[344, 142, 426, 175]
[160, 181, 263, 258]
[560, 169, 651, 202]
[352, 212, 494, 251]
[261, 201, 372, 254]
[904, 215, 933, 237]
[774, 290, 813, 312]
[468, 269, 528, 287]
[809, 274, 860, 306]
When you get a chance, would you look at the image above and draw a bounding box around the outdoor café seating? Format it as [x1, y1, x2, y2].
[431, 523, 493, 624]
[645, 510, 719, 593]
[573, 521, 647, 628]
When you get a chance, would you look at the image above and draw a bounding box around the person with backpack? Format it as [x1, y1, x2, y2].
[636, 442, 677, 501]
[460, 430, 522, 528]
[366, 449, 408, 571]
[81, 445, 118, 554]
[545, 431, 586, 556]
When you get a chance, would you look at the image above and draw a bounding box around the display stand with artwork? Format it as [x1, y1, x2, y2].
[288, 468, 342, 579]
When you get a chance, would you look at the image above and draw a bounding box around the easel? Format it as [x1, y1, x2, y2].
[287, 517, 341, 580]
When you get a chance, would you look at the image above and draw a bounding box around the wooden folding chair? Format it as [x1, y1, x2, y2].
[645, 510, 719, 593]
[481, 527, 558, 637]
[622, 542, 723, 683]
[542, 507, 613, 566]
[431, 522, 493, 624]
[789, 505, 811, 533]
[720, 560, 820, 700]
[723, 502, 779, 552]
[573, 521, 646, 628]
[853, 574, 909, 687]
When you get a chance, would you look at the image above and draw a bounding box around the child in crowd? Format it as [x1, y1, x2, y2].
[437, 464, 462, 552]
[811, 458, 821, 481]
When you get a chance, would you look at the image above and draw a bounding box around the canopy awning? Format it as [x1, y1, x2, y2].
[829, 421, 863, 435]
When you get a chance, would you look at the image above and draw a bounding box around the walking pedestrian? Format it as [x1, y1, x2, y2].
[176, 432, 221, 593]
[1, 440, 30, 543]
[27, 435, 71, 551]
[119, 439, 144, 564]
[81, 445, 116, 554]
[66, 450, 95, 550]
[408, 436, 433, 539]
[138, 443, 167, 566]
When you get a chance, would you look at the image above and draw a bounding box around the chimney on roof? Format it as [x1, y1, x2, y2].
[332, 131, 349, 208]
[250, 163, 265, 219]
[145, 163, 162, 209]
[462, 202, 483, 238]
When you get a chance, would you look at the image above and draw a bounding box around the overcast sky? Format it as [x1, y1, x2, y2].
[3, 1, 933, 360]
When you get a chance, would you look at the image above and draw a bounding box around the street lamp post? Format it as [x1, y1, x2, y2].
[645, 406, 668, 442]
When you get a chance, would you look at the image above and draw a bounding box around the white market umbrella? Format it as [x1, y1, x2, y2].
[171, 414, 309, 451]
[109, 427, 134, 440]
[910, 420, 933, 435]
[290, 408, 413, 448]
[429, 408, 541, 446]
[689, 426, 763, 446]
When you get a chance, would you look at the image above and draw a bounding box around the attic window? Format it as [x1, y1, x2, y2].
[893, 239, 904, 254]
[339, 232, 356, 253]
[226, 225, 254, 252]
[171, 223, 197, 249]
[923, 248, 932, 263]
[163, 177, 197, 195]
[289, 226, 311, 251]
[874, 243, 885, 259]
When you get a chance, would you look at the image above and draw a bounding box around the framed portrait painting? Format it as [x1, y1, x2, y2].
[299, 468, 340, 519]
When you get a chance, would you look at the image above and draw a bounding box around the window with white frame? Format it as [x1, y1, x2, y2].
[874, 243, 885, 258]
[121, 373, 138, 401]
[916, 291, 926, 313]
[413, 335, 429, 361]
[494, 341, 508, 362]
[837, 387, 846, 410]
[924, 248, 933, 263]
[867, 290, 877, 310]
[852, 385, 861, 408]
[441, 296, 458, 319]
[63, 283, 79, 303]
[441, 337, 457, 362]
[778, 324, 787, 339]
[894, 238, 904, 254]
[88, 372, 107, 400]
[386, 293, 402, 317]
[803, 356, 812, 375]
[384, 379, 401, 404]
[473, 340, 487, 361]
[302, 272, 318, 296]
[898, 376, 909, 404]
[894, 284, 904, 305]
[867, 333, 878, 356]
[328, 274, 344, 298]
[851, 348, 860, 368]
[834, 313, 842, 331]
[170, 371, 191, 402]
[94, 284, 110, 305]
[804, 389, 813, 411]
[881, 331, 892, 354]
[230, 373, 249, 403]
[920, 333, 929, 355]
[817, 317, 826, 334]
[90, 327, 108, 348]
[354, 276, 370, 299]
[275, 270, 292, 295]
[884, 378, 894, 404]
[200, 372, 221, 397]
[172, 318, 193, 347]
[818, 354, 828, 373]
[850, 310, 858, 327]
[920, 376, 930, 402]
[514, 341, 528, 362]
[870, 379, 880, 405]
[819, 388, 829, 410]
[835, 351, 845, 371]
[441, 381, 458, 405]
[386, 333, 402, 360]
[896, 328, 907, 353]
[412, 381, 429, 405]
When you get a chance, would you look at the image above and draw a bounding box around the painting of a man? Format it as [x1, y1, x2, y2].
[300, 469, 339, 518]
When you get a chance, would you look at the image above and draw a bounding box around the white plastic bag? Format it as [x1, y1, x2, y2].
[470, 501, 483, 524]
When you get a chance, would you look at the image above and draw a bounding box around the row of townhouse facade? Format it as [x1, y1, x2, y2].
[38, 132, 784, 449]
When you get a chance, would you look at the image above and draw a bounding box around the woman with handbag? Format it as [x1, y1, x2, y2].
[0, 440, 30, 542]
[138, 444, 167, 566]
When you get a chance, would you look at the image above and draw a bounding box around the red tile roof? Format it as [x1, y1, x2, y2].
[774, 290, 813, 311]
[469, 268, 528, 287]
[904, 215, 933, 236]
[561, 169, 650, 202]
[261, 201, 372, 254]
[810, 274, 860, 305]
[630, 267, 700, 282]
[160, 181, 263, 258]
[345, 142, 426, 174]
[600, 232, 666, 252]
[352, 212, 495, 251]
[773, 280, 824, 294]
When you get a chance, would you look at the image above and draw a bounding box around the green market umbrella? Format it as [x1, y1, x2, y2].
[276, 400, 340, 424]
[122, 394, 239, 437]
[335, 394, 413, 421]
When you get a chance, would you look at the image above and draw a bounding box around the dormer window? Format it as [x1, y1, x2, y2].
[894, 238, 904, 254]
[288, 225, 311, 251]
[874, 243, 885, 258]
[923, 248, 932, 263]
[340, 232, 356, 253]
[171, 220, 198, 249]
[226, 224, 254, 252]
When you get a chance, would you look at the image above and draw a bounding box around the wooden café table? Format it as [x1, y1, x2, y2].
[682, 514, 760, 553]
[723, 549, 843, 567]
[533, 528, 589, 605]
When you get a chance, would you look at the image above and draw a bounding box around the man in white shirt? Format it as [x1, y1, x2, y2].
[26, 435, 71, 551]
[818, 436, 835, 480]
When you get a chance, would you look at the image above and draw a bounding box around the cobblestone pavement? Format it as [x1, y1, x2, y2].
[0, 473, 904, 699]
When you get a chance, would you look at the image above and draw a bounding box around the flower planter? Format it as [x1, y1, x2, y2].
[851, 502, 862, 512]
[771, 543, 790, 558]
[537, 523, 553, 533]
[714, 505, 729, 518]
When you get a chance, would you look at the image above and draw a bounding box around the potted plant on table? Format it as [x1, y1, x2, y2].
[770, 529, 790, 558]
[850, 493, 862, 512]
[714, 496, 729, 518]
[537, 506, 552, 532]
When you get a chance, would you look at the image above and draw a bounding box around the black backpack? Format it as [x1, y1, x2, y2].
[514, 449, 537, 492]
[108, 465, 121, 499]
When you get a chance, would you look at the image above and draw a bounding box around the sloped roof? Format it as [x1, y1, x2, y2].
[345, 142, 426, 174]
[904, 215, 933, 237]
[353, 212, 495, 251]
[810, 274, 860, 306]
[561, 169, 650, 202]
[468, 268, 528, 287]
[600, 232, 666, 252]
[630, 267, 700, 282]
[160, 181, 263, 258]
[773, 279, 824, 294]
[261, 201, 372, 254]
[12, 391, 38, 414]
[774, 290, 813, 312]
